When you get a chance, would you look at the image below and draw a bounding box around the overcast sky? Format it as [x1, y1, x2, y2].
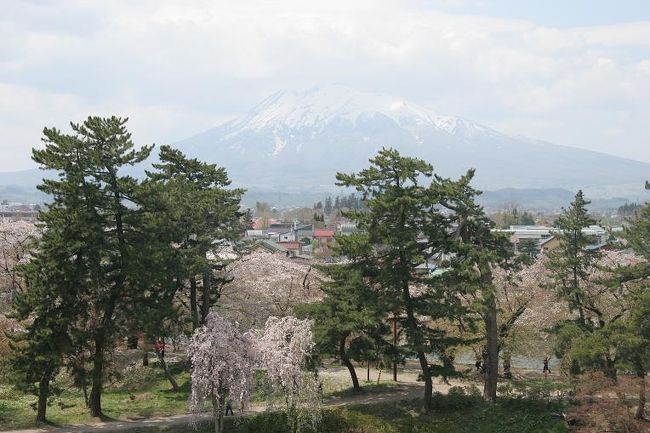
[2, 0, 650, 171]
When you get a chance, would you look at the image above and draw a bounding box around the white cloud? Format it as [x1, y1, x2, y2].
[0, 0, 649, 170]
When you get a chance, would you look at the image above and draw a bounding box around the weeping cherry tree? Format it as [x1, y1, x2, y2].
[188, 313, 255, 433]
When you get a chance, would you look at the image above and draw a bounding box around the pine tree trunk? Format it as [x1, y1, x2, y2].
[635, 367, 646, 420]
[339, 334, 360, 392]
[402, 276, 432, 412]
[417, 351, 433, 412]
[392, 318, 398, 382]
[142, 349, 149, 367]
[158, 353, 179, 391]
[89, 336, 105, 417]
[36, 372, 51, 423]
[201, 272, 211, 325]
[503, 351, 512, 379]
[483, 292, 499, 402]
[604, 355, 617, 381]
[127, 335, 138, 349]
[190, 277, 199, 330]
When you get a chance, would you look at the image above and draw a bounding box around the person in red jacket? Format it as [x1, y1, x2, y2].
[155, 338, 166, 359]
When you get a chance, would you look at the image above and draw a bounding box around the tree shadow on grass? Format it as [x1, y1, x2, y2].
[327, 382, 401, 399]
[346, 398, 415, 421]
[98, 413, 119, 422]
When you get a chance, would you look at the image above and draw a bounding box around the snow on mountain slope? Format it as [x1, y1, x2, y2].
[222, 85, 497, 140]
[177, 85, 650, 196]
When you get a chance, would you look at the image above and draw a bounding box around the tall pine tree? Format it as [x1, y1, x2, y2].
[145, 145, 244, 330]
[546, 191, 600, 327]
[28, 116, 153, 417]
[440, 176, 515, 402]
[336, 148, 472, 412]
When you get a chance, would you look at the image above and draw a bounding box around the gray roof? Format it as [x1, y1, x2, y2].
[255, 239, 288, 253]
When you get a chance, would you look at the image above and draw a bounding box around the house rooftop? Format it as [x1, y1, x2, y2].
[314, 228, 335, 237]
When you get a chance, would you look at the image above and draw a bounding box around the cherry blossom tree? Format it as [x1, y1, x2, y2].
[188, 313, 322, 433]
[221, 251, 325, 327]
[0, 220, 37, 357]
[0, 219, 38, 297]
[188, 312, 255, 433]
[254, 316, 322, 433]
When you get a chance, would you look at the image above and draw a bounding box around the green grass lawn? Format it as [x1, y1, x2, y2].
[123, 397, 568, 433]
[0, 366, 191, 431]
[0, 364, 569, 433]
[224, 397, 567, 433]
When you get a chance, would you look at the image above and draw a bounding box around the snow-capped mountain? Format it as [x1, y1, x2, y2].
[176, 85, 650, 196]
[223, 85, 493, 138]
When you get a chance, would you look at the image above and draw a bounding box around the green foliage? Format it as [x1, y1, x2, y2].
[518, 238, 540, 258]
[491, 207, 536, 229]
[553, 186, 650, 390]
[623, 186, 650, 262]
[295, 266, 391, 390]
[0, 370, 192, 430]
[209, 398, 568, 433]
[546, 191, 601, 327]
[432, 386, 483, 409]
[251, 369, 274, 402]
[618, 202, 642, 217]
[334, 148, 496, 408]
[295, 266, 387, 357]
[115, 366, 162, 392]
[145, 144, 245, 331]
[10, 116, 162, 419]
[497, 378, 572, 401]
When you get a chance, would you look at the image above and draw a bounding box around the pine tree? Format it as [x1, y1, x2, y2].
[623, 182, 650, 264]
[618, 182, 650, 418]
[146, 145, 244, 330]
[546, 191, 600, 328]
[546, 191, 632, 379]
[9, 259, 74, 421]
[518, 238, 539, 258]
[26, 116, 154, 417]
[295, 266, 388, 392]
[440, 176, 515, 402]
[335, 148, 472, 412]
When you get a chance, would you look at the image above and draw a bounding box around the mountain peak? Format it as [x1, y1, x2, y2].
[176, 85, 650, 195]
[227, 85, 494, 137]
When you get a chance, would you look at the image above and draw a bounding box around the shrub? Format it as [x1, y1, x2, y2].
[431, 386, 482, 409]
[115, 366, 161, 391]
[497, 378, 571, 401]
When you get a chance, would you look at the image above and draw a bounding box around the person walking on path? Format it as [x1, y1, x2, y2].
[543, 356, 551, 378]
[225, 401, 234, 416]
